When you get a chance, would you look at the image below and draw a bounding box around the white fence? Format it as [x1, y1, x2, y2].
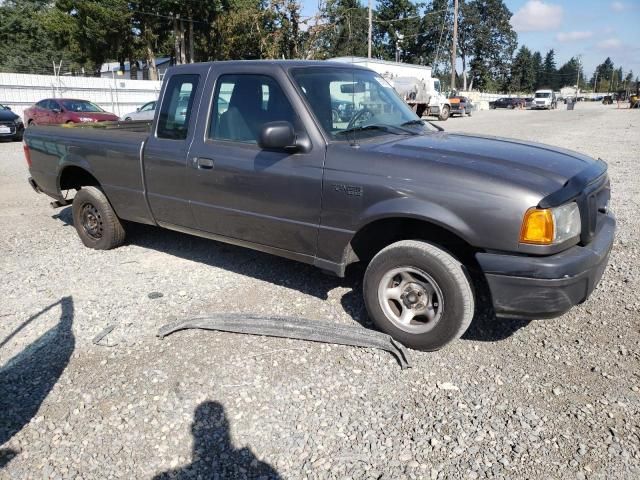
[0, 73, 162, 118]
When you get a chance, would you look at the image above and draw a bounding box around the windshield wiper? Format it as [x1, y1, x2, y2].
[336, 124, 415, 137]
[400, 119, 425, 126]
[401, 118, 444, 132]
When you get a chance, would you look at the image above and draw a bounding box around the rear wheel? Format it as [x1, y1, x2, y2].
[363, 240, 474, 351]
[71, 186, 125, 250]
[438, 105, 450, 121]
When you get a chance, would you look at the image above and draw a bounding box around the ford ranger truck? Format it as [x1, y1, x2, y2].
[24, 61, 615, 351]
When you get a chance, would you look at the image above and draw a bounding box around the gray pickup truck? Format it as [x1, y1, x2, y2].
[24, 60, 615, 350]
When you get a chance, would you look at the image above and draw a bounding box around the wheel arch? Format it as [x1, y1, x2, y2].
[57, 164, 101, 193]
[346, 214, 480, 270]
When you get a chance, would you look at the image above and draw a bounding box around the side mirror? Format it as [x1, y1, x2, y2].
[136, 107, 141, 112]
[258, 121, 296, 150]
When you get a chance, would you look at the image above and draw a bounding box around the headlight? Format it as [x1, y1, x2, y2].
[14, 116, 23, 125]
[520, 202, 581, 245]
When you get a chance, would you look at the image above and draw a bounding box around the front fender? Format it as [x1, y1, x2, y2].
[355, 196, 475, 245]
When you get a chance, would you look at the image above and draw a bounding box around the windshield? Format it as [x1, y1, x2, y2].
[535, 92, 551, 98]
[60, 100, 105, 112]
[291, 67, 434, 140]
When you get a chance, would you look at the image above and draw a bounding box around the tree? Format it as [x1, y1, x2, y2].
[0, 0, 70, 74]
[457, 0, 478, 89]
[508, 45, 535, 92]
[375, 0, 422, 62]
[464, 0, 517, 91]
[540, 49, 557, 89]
[556, 57, 586, 89]
[531, 51, 543, 89]
[306, 0, 369, 59]
[50, 0, 134, 76]
[592, 57, 614, 91]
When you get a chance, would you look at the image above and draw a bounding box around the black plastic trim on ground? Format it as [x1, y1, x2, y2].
[157, 314, 411, 370]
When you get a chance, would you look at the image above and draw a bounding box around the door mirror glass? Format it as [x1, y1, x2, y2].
[258, 121, 296, 150]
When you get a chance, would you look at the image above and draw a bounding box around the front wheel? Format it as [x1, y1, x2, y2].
[363, 240, 474, 351]
[71, 186, 126, 250]
[438, 106, 450, 121]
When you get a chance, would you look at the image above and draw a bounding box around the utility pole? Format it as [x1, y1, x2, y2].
[593, 68, 599, 94]
[450, 0, 459, 91]
[367, 0, 372, 59]
[575, 55, 581, 98]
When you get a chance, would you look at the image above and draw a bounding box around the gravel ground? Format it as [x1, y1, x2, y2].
[1, 102, 638, 479]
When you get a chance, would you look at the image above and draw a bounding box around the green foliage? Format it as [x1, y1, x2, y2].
[508, 46, 535, 93]
[556, 57, 586, 89]
[0, 0, 632, 96]
[464, 0, 517, 91]
[306, 0, 370, 59]
[0, 0, 71, 74]
[540, 49, 557, 89]
[375, 0, 422, 62]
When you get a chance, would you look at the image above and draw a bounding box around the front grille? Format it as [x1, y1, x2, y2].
[577, 174, 610, 244]
[0, 121, 16, 134]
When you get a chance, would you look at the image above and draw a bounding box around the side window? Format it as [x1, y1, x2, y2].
[210, 74, 297, 144]
[36, 100, 48, 109]
[157, 74, 199, 140]
[141, 101, 155, 112]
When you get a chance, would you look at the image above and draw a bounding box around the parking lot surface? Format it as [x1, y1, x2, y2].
[1, 103, 638, 479]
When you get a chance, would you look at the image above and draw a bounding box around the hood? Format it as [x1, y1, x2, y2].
[364, 131, 597, 196]
[0, 109, 19, 122]
[68, 112, 119, 122]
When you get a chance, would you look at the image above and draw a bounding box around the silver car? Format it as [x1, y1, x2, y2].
[122, 101, 156, 121]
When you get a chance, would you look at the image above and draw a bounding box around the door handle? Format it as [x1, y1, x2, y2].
[195, 157, 215, 169]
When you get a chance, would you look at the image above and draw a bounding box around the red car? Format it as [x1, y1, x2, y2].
[24, 98, 119, 126]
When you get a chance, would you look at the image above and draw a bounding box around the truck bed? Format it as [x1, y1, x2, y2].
[27, 121, 153, 224]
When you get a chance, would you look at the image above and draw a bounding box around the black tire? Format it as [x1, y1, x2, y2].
[363, 240, 474, 351]
[71, 186, 125, 250]
[27, 120, 35, 127]
[467, 109, 472, 117]
[438, 105, 450, 121]
[125, 117, 132, 122]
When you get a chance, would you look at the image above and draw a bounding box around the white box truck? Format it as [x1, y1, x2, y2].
[331, 57, 451, 121]
[532, 89, 557, 110]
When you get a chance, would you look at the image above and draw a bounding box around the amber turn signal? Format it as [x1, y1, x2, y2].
[520, 208, 554, 245]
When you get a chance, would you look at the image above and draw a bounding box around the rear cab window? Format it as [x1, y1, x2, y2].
[157, 74, 200, 140]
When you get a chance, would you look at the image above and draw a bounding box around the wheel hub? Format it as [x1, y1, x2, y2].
[81, 203, 103, 239]
[401, 282, 426, 310]
[377, 266, 444, 334]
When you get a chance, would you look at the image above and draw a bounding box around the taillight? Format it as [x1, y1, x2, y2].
[23, 142, 32, 168]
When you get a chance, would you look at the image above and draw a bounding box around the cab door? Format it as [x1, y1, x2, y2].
[185, 64, 326, 256]
[143, 67, 209, 228]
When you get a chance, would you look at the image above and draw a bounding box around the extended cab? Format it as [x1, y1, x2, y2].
[24, 61, 615, 350]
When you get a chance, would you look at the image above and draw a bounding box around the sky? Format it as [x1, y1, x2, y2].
[301, 0, 640, 79]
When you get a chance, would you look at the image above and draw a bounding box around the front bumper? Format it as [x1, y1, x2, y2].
[476, 214, 615, 320]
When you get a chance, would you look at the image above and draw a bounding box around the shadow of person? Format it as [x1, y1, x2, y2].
[0, 297, 75, 469]
[153, 401, 281, 480]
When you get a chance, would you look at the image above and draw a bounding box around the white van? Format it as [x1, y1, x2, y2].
[532, 89, 557, 110]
